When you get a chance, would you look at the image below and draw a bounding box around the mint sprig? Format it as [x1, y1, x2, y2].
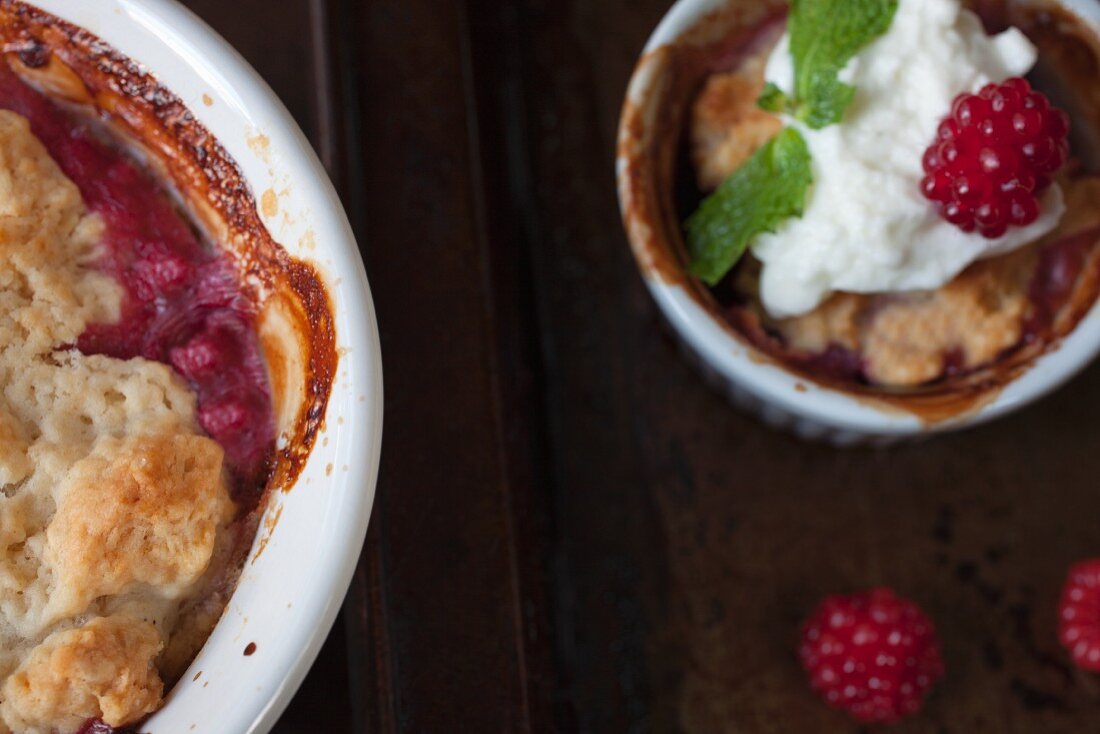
[758, 0, 898, 129]
[685, 0, 896, 283]
[687, 128, 813, 285]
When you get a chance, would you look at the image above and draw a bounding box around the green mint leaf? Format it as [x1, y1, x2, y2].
[773, 0, 898, 129]
[686, 127, 813, 285]
[799, 80, 857, 129]
[757, 82, 790, 114]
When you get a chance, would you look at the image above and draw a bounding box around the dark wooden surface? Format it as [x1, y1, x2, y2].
[185, 0, 1100, 731]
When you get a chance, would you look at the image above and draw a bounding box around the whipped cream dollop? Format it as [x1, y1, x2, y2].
[754, 0, 1064, 318]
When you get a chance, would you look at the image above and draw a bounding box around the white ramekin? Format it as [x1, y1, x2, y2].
[618, 0, 1100, 446]
[20, 1, 383, 731]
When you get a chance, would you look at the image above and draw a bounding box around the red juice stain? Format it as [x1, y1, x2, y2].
[75, 720, 117, 734]
[1024, 226, 1099, 339]
[941, 347, 967, 378]
[796, 343, 868, 383]
[0, 65, 273, 495]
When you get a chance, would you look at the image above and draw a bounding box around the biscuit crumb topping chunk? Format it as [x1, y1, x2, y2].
[46, 433, 232, 622]
[691, 56, 783, 192]
[1, 616, 163, 732]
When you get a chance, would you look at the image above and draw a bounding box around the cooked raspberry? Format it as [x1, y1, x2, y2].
[920, 77, 1070, 238]
[799, 588, 944, 724]
[198, 397, 249, 436]
[169, 331, 222, 380]
[1058, 559, 1100, 670]
[132, 251, 192, 295]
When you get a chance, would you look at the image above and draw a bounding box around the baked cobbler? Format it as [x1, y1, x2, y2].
[623, 0, 1100, 402]
[0, 3, 337, 733]
[686, 1, 1100, 389]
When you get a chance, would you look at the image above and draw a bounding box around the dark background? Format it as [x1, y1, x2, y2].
[181, 0, 1100, 731]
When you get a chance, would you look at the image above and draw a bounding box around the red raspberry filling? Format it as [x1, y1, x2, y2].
[799, 588, 944, 724]
[0, 64, 275, 492]
[1058, 559, 1100, 670]
[920, 77, 1070, 238]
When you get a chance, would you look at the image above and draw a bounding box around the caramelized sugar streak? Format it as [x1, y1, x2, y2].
[0, 65, 274, 493]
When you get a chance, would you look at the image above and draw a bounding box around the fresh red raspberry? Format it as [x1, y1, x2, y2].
[799, 588, 944, 724]
[1058, 559, 1100, 670]
[920, 77, 1070, 239]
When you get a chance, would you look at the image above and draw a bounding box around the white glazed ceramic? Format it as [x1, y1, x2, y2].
[16, 0, 383, 731]
[618, 0, 1100, 446]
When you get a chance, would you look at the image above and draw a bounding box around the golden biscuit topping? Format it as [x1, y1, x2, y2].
[1, 616, 163, 731]
[46, 433, 232, 622]
[691, 59, 783, 192]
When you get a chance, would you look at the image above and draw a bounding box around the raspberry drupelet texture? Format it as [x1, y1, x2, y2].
[799, 588, 945, 724]
[1059, 559, 1100, 670]
[920, 77, 1070, 238]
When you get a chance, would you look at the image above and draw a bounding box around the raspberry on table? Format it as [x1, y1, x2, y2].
[799, 588, 944, 724]
[920, 77, 1070, 238]
[1059, 559, 1100, 670]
